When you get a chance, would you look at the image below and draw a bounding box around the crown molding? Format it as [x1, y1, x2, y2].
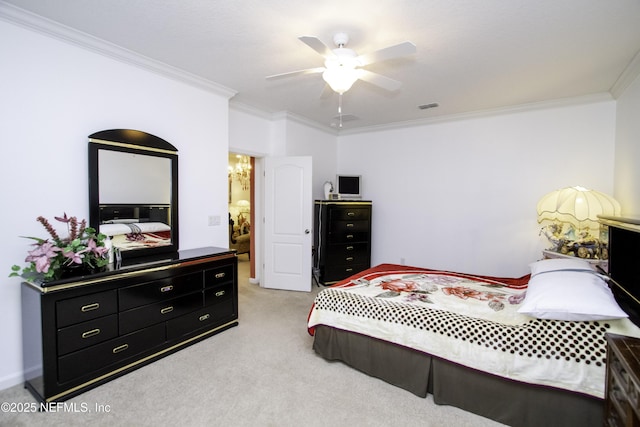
[337, 93, 615, 136]
[0, 2, 237, 99]
[229, 101, 274, 121]
[611, 49, 640, 99]
[234, 93, 613, 137]
[232, 104, 337, 136]
[279, 111, 339, 135]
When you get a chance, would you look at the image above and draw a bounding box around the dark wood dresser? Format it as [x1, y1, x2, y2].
[21, 247, 238, 403]
[313, 200, 372, 285]
[604, 333, 640, 427]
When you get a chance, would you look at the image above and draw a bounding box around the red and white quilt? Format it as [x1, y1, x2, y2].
[307, 264, 640, 398]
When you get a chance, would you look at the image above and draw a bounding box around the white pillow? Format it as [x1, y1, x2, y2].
[99, 223, 132, 236]
[518, 270, 628, 321]
[136, 222, 170, 233]
[529, 258, 594, 276]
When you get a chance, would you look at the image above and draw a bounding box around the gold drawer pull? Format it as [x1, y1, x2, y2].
[82, 329, 101, 339]
[81, 303, 100, 312]
[346, 223, 354, 227]
[199, 314, 211, 322]
[347, 212, 356, 216]
[160, 285, 174, 293]
[215, 290, 226, 297]
[160, 306, 174, 315]
[346, 234, 354, 239]
[112, 344, 128, 354]
[215, 272, 226, 279]
[345, 268, 353, 272]
[345, 257, 354, 261]
[346, 246, 354, 251]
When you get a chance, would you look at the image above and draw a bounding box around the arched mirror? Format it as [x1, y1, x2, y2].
[88, 129, 178, 260]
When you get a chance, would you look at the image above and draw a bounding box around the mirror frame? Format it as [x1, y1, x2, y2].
[88, 129, 179, 259]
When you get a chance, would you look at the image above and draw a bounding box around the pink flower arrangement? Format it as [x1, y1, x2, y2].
[10, 213, 109, 281]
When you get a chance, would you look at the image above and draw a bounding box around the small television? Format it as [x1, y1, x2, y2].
[336, 174, 361, 199]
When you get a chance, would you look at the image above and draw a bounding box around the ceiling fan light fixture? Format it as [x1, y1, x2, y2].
[322, 66, 360, 94]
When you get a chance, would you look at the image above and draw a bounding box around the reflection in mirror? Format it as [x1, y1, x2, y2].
[99, 151, 171, 204]
[88, 129, 178, 260]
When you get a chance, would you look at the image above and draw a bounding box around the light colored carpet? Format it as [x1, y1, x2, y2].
[0, 254, 504, 426]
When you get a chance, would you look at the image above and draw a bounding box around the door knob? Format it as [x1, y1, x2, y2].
[305, 229, 310, 234]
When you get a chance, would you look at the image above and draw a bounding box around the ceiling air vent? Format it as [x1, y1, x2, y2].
[332, 114, 359, 122]
[331, 114, 360, 128]
[418, 103, 439, 110]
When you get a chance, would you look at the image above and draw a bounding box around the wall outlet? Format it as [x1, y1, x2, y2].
[208, 215, 221, 226]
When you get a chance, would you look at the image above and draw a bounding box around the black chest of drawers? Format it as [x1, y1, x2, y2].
[313, 200, 372, 285]
[21, 247, 238, 403]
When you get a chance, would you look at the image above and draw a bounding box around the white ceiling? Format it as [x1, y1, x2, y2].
[4, 0, 640, 131]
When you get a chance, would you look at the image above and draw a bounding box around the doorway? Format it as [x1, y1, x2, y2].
[228, 152, 255, 281]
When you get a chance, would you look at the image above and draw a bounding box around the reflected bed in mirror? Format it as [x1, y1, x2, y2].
[88, 129, 179, 259]
[99, 204, 172, 250]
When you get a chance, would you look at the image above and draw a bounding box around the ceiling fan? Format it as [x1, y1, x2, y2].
[266, 33, 416, 95]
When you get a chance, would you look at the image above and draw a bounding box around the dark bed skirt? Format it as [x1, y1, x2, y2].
[312, 325, 603, 427]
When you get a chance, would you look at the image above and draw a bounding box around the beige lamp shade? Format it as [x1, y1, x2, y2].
[536, 186, 621, 233]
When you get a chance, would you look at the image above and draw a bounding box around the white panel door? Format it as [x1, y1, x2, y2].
[263, 156, 312, 292]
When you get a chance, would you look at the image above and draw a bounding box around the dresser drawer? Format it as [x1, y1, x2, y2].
[99, 205, 135, 221]
[324, 263, 369, 282]
[325, 244, 369, 265]
[329, 220, 369, 234]
[57, 314, 118, 356]
[56, 290, 117, 328]
[326, 242, 369, 255]
[328, 230, 370, 243]
[204, 264, 234, 287]
[166, 302, 235, 341]
[57, 323, 165, 384]
[119, 272, 203, 311]
[119, 291, 203, 335]
[329, 207, 370, 221]
[204, 282, 234, 306]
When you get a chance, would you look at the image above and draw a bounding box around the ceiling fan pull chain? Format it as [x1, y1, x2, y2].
[338, 93, 343, 128]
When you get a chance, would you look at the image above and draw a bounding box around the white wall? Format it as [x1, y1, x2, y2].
[284, 118, 338, 201]
[338, 99, 617, 277]
[0, 19, 232, 390]
[614, 73, 640, 216]
[229, 105, 274, 157]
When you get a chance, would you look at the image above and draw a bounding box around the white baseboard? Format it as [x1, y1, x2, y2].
[0, 370, 24, 392]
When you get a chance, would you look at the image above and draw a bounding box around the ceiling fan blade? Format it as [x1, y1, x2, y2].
[266, 67, 325, 80]
[357, 69, 403, 91]
[298, 36, 336, 58]
[356, 41, 416, 66]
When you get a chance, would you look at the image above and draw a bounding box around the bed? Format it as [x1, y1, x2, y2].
[98, 204, 172, 251]
[308, 222, 640, 427]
